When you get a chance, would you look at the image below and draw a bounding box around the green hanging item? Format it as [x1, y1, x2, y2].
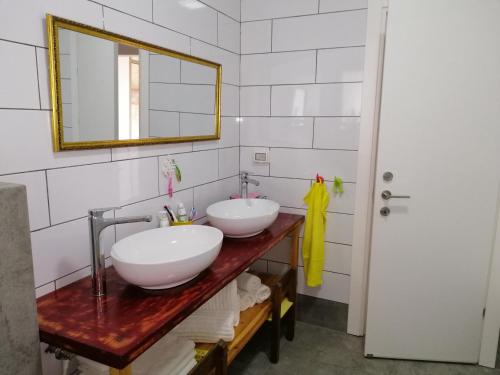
[173, 160, 182, 182]
[333, 176, 344, 194]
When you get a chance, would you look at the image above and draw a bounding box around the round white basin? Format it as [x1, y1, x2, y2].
[111, 225, 223, 289]
[207, 199, 280, 238]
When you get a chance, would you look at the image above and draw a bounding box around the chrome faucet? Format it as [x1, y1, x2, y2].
[240, 172, 260, 199]
[88, 207, 152, 296]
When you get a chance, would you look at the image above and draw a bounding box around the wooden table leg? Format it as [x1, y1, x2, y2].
[110, 365, 132, 375]
[270, 283, 281, 363]
[286, 226, 300, 341]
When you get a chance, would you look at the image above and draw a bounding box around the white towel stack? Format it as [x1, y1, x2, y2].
[77, 334, 197, 375]
[171, 280, 240, 343]
[237, 273, 271, 312]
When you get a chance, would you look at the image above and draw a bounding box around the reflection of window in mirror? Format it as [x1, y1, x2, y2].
[118, 44, 140, 140]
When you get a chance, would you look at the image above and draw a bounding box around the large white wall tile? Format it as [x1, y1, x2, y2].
[320, 0, 368, 13]
[313, 117, 360, 150]
[202, 0, 240, 20]
[153, 0, 217, 45]
[0, 172, 50, 231]
[35, 283, 55, 298]
[111, 142, 193, 161]
[193, 117, 239, 150]
[150, 83, 215, 113]
[240, 117, 313, 148]
[0, 0, 103, 47]
[191, 40, 240, 85]
[298, 269, 350, 303]
[323, 242, 352, 275]
[103, 8, 190, 54]
[0, 110, 111, 175]
[221, 84, 239, 116]
[31, 218, 114, 287]
[194, 176, 239, 217]
[241, 51, 316, 85]
[180, 113, 215, 136]
[218, 13, 240, 53]
[47, 158, 158, 224]
[270, 148, 358, 181]
[326, 181, 356, 214]
[249, 177, 309, 209]
[317, 47, 365, 83]
[271, 83, 362, 116]
[241, 21, 271, 54]
[36, 48, 51, 110]
[325, 212, 354, 244]
[115, 190, 193, 241]
[55, 266, 90, 289]
[149, 54, 181, 83]
[97, 0, 152, 21]
[149, 110, 181, 138]
[0, 41, 39, 109]
[240, 86, 270, 116]
[159, 150, 219, 193]
[241, 0, 319, 21]
[181, 61, 217, 84]
[272, 10, 367, 51]
[240, 147, 269, 176]
[218, 147, 239, 179]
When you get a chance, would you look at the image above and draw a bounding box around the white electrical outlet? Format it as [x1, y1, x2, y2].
[253, 148, 269, 164]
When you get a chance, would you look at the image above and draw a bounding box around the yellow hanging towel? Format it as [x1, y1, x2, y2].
[302, 182, 330, 287]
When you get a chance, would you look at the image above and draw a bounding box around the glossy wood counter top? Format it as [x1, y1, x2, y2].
[36, 213, 304, 369]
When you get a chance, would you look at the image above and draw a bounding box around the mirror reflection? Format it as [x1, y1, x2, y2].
[54, 22, 219, 147]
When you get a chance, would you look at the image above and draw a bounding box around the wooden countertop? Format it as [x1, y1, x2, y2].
[36, 213, 304, 369]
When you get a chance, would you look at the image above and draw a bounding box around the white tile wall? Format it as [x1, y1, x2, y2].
[241, 51, 316, 85]
[313, 117, 360, 150]
[0, 40, 39, 109]
[272, 10, 367, 52]
[193, 117, 239, 150]
[95, 0, 153, 21]
[271, 83, 363, 117]
[193, 176, 239, 217]
[240, 117, 313, 148]
[153, 0, 218, 45]
[217, 13, 240, 53]
[240, 86, 270, 116]
[316, 47, 365, 83]
[241, 21, 271, 54]
[149, 55, 181, 83]
[218, 147, 239, 179]
[201, 0, 240, 21]
[270, 148, 358, 181]
[221, 84, 240, 116]
[319, 0, 368, 13]
[191, 40, 240, 85]
[241, 0, 319, 21]
[240, 0, 367, 303]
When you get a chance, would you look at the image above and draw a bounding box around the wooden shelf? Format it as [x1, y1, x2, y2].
[196, 272, 286, 365]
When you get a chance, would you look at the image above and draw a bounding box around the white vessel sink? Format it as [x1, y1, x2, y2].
[111, 225, 223, 289]
[207, 199, 280, 238]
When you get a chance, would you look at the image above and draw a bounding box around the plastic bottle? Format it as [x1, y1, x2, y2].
[177, 202, 188, 222]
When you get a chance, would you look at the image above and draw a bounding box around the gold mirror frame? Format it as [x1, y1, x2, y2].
[46, 14, 222, 151]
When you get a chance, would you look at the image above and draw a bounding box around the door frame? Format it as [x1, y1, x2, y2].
[347, 0, 500, 368]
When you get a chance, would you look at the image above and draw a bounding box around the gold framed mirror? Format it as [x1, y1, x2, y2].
[46, 14, 221, 151]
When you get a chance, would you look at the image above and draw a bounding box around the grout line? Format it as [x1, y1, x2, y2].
[149, 81, 216, 86]
[237, 115, 360, 118]
[241, 8, 368, 23]
[240, 145, 358, 152]
[196, 0, 241, 23]
[314, 49, 319, 83]
[216, 12, 219, 46]
[44, 170, 52, 227]
[240, 80, 363, 87]
[269, 86, 272, 116]
[312, 117, 315, 148]
[101, 5, 105, 28]
[151, 0, 154, 22]
[270, 19, 274, 52]
[33, 47, 42, 110]
[0, 107, 50, 111]
[241, 45, 365, 56]
[0, 37, 46, 49]
[318, 0, 321, 13]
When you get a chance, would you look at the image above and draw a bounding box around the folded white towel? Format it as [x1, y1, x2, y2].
[177, 358, 198, 375]
[237, 273, 261, 293]
[172, 310, 235, 342]
[255, 284, 271, 304]
[238, 289, 256, 311]
[133, 335, 195, 374]
[197, 280, 240, 327]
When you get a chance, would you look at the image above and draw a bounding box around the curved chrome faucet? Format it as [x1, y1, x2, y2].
[88, 207, 152, 296]
[240, 172, 260, 199]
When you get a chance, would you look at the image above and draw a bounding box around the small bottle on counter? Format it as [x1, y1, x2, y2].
[177, 202, 188, 222]
[157, 210, 170, 227]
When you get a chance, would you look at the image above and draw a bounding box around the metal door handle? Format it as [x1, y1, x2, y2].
[381, 190, 410, 200]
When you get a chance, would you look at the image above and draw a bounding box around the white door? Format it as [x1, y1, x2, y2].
[365, 0, 500, 363]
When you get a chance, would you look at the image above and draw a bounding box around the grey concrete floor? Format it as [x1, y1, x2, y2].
[229, 321, 500, 375]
